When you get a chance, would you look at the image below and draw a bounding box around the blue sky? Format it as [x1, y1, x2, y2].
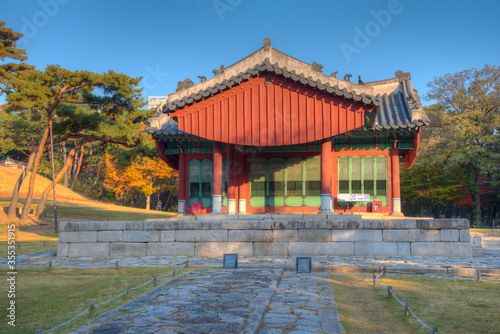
[2, 0, 499, 106]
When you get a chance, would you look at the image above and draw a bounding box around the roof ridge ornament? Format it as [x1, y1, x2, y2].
[264, 37, 271, 51]
[213, 65, 225, 76]
[176, 78, 194, 92]
[312, 62, 323, 73]
[330, 71, 338, 78]
[395, 70, 411, 83]
[358, 75, 365, 85]
[344, 74, 352, 82]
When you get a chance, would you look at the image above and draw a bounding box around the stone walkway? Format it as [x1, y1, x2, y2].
[73, 269, 344, 334]
[259, 271, 343, 334]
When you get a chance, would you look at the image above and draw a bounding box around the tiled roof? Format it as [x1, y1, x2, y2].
[145, 41, 429, 137]
[145, 113, 188, 136]
[162, 58, 379, 113]
[374, 90, 430, 130]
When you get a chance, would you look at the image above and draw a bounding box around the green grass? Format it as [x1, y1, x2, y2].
[1, 266, 197, 334]
[1, 197, 176, 222]
[0, 197, 176, 242]
[470, 228, 500, 235]
[0, 240, 59, 257]
[329, 273, 500, 334]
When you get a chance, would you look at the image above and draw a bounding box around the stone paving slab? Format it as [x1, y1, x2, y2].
[72, 268, 345, 334]
[76, 268, 283, 334]
[258, 271, 344, 334]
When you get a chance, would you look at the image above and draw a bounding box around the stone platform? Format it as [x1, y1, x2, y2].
[57, 215, 472, 258]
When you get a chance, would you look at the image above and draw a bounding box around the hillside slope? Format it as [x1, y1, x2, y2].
[0, 166, 87, 200]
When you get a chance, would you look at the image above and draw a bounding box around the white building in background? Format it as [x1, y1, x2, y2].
[148, 96, 168, 110]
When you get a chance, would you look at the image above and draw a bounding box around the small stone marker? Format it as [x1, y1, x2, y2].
[296, 257, 312, 273]
[223, 253, 238, 269]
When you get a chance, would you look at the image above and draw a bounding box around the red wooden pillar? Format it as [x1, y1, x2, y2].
[321, 138, 332, 213]
[391, 145, 402, 215]
[226, 144, 236, 214]
[178, 151, 186, 214]
[213, 141, 223, 213]
[238, 152, 247, 213]
[331, 152, 337, 213]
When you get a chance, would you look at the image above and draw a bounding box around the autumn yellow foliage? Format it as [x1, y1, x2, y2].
[103, 154, 178, 209]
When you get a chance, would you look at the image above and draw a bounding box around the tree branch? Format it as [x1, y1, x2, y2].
[45, 133, 132, 147]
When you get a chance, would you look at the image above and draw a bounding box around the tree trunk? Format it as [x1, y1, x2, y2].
[7, 147, 38, 217]
[473, 167, 482, 225]
[62, 143, 68, 188]
[163, 192, 172, 211]
[20, 126, 50, 221]
[85, 160, 102, 196]
[36, 141, 89, 218]
[146, 194, 151, 210]
[98, 186, 107, 200]
[71, 146, 84, 190]
[70, 148, 79, 188]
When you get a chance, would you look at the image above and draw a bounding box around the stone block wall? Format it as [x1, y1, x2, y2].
[57, 216, 472, 258]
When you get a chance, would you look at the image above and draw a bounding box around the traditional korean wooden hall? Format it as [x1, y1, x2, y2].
[146, 39, 429, 216]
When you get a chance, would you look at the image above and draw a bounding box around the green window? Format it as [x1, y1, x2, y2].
[250, 157, 321, 207]
[269, 158, 285, 197]
[201, 160, 212, 198]
[250, 158, 266, 197]
[189, 160, 201, 199]
[286, 158, 303, 196]
[189, 159, 212, 208]
[305, 157, 320, 196]
[338, 157, 349, 194]
[189, 159, 229, 208]
[337, 156, 388, 206]
[376, 156, 387, 197]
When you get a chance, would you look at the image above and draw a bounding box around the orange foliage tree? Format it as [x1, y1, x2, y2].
[103, 154, 178, 210]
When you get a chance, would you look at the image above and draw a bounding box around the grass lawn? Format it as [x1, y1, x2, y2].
[0, 197, 176, 242]
[329, 273, 500, 333]
[0, 166, 87, 200]
[0, 240, 59, 257]
[1, 266, 197, 334]
[470, 228, 500, 235]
